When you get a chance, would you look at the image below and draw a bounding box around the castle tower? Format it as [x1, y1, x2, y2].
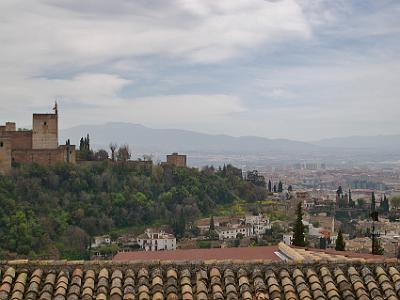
[32, 103, 58, 149]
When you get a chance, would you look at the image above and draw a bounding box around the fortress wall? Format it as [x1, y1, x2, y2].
[0, 137, 12, 174]
[12, 148, 68, 166]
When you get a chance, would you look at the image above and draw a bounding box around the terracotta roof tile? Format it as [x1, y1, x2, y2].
[2, 260, 400, 300]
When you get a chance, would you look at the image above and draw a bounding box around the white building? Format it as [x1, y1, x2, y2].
[137, 229, 176, 251]
[245, 213, 271, 235]
[283, 233, 293, 246]
[216, 224, 252, 240]
[91, 235, 111, 248]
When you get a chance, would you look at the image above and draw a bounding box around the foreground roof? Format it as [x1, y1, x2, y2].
[1, 259, 400, 300]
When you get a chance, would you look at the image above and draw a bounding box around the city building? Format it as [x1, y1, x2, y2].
[0, 104, 76, 174]
[136, 229, 176, 251]
[165, 152, 187, 167]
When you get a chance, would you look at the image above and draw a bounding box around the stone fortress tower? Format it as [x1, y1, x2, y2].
[0, 103, 76, 174]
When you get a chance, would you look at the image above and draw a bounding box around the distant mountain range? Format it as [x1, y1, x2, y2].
[312, 135, 400, 149]
[60, 122, 319, 154]
[60, 123, 400, 165]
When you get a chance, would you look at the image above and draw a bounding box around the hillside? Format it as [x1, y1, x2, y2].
[0, 162, 264, 259]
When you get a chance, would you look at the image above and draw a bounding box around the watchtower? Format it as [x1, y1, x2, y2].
[32, 103, 58, 149]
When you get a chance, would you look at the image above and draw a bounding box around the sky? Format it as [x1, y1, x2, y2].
[0, 0, 399, 141]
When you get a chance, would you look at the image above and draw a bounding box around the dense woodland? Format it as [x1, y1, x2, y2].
[0, 162, 265, 259]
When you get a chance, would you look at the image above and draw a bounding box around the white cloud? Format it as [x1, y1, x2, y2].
[0, 0, 399, 140]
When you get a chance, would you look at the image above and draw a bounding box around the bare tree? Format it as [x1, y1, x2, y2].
[116, 144, 132, 162]
[109, 143, 117, 161]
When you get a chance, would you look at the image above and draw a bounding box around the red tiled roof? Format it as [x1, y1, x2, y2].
[113, 246, 280, 261]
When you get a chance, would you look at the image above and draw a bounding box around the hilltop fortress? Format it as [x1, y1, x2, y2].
[0, 104, 76, 174]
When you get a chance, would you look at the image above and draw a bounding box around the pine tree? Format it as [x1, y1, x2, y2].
[335, 230, 345, 251]
[268, 180, 272, 193]
[292, 202, 306, 247]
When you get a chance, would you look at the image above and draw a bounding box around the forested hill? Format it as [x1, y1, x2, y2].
[0, 163, 265, 259]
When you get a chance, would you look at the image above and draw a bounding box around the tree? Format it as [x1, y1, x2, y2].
[348, 189, 355, 208]
[278, 181, 283, 193]
[292, 202, 306, 247]
[372, 235, 384, 255]
[381, 194, 389, 213]
[109, 143, 117, 161]
[357, 198, 366, 207]
[390, 196, 400, 210]
[94, 149, 109, 161]
[116, 144, 131, 162]
[288, 185, 293, 192]
[268, 180, 272, 193]
[336, 186, 343, 197]
[370, 192, 378, 222]
[335, 230, 345, 251]
[371, 192, 376, 212]
[78, 134, 93, 161]
[209, 215, 215, 231]
[273, 184, 277, 193]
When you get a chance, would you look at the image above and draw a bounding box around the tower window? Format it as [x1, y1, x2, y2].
[44, 121, 47, 126]
[0, 141, 3, 147]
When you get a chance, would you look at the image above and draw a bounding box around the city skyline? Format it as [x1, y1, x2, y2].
[0, 0, 399, 141]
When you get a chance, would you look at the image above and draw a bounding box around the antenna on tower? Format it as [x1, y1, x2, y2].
[53, 99, 59, 115]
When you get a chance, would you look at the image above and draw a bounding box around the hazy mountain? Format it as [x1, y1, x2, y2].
[60, 122, 319, 155]
[60, 123, 400, 166]
[313, 135, 400, 149]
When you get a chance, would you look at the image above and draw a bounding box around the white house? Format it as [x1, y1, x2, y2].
[283, 233, 293, 246]
[245, 213, 271, 235]
[91, 235, 111, 248]
[137, 229, 176, 251]
[216, 224, 252, 240]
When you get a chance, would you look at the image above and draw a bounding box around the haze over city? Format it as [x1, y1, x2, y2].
[1, 0, 400, 141]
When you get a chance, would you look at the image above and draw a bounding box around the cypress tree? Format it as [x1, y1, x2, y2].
[278, 181, 283, 193]
[371, 192, 379, 221]
[335, 230, 346, 251]
[292, 202, 306, 247]
[209, 215, 215, 231]
[268, 180, 272, 193]
[371, 192, 376, 212]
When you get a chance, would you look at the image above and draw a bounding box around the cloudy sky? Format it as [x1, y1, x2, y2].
[0, 0, 399, 141]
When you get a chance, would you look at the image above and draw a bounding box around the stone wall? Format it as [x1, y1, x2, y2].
[12, 147, 75, 166]
[10, 131, 33, 150]
[32, 114, 58, 149]
[0, 137, 11, 174]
